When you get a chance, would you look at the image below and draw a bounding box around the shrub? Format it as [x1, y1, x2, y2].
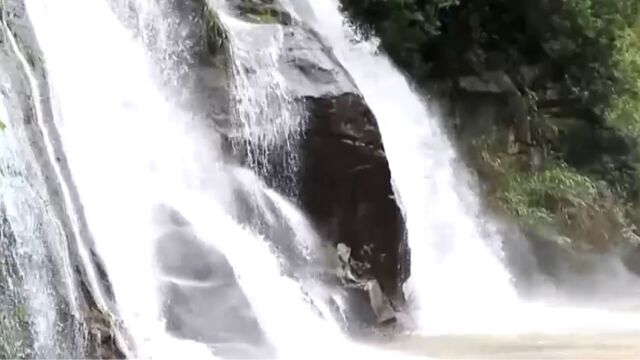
[500, 163, 598, 226]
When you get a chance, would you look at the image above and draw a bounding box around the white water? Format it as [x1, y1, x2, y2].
[0, 102, 60, 357]
[19, 0, 640, 358]
[293, 0, 518, 334]
[25, 1, 219, 357]
[211, 2, 305, 187]
[291, 0, 640, 337]
[23, 0, 420, 359]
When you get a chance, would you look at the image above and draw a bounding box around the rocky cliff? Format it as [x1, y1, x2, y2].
[0, 1, 126, 358]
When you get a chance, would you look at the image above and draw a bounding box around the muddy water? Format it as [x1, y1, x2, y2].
[385, 333, 640, 359]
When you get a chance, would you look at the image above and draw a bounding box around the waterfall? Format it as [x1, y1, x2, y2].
[219, 9, 305, 193]
[285, 0, 640, 337]
[8, 0, 640, 357]
[291, 0, 518, 334]
[20, 0, 420, 358]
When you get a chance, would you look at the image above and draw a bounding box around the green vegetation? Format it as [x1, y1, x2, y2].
[341, 0, 640, 133]
[501, 164, 597, 226]
[340, 0, 640, 246]
[204, 7, 227, 53]
[235, 0, 289, 25]
[341, 0, 458, 78]
[475, 133, 634, 249]
[0, 300, 31, 359]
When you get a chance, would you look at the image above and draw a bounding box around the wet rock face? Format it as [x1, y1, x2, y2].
[219, 2, 409, 307]
[279, 26, 355, 99]
[1, 2, 127, 358]
[153, 207, 273, 358]
[300, 94, 408, 303]
[228, 0, 292, 25]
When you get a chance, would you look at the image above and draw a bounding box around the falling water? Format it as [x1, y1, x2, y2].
[285, 0, 640, 338]
[0, 99, 83, 358]
[10, 0, 640, 357]
[211, 1, 305, 193]
[25, 0, 229, 357]
[22, 0, 421, 359]
[291, 0, 518, 334]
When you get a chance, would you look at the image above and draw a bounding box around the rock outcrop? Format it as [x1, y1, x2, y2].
[217, 0, 409, 322]
[300, 93, 407, 305]
[0, 2, 127, 358]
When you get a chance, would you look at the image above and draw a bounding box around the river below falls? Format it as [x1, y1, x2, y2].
[373, 332, 640, 359]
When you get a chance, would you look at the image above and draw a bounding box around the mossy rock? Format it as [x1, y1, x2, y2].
[234, 0, 292, 25]
[205, 8, 228, 56]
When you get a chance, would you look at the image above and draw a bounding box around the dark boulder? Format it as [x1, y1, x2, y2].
[300, 93, 407, 304]
[210, 1, 409, 311]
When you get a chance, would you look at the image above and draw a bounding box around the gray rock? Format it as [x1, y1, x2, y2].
[280, 26, 356, 98]
[365, 280, 396, 324]
[155, 224, 272, 358]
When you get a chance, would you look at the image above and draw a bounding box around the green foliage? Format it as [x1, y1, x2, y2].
[204, 8, 227, 53]
[0, 302, 31, 359]
[342, 0, 640, 246]
[0, 119, 5, 132]
[340, 0, 458, 76]
[341, 0, 640, 135]
[247, 11, 278, 24]
[606, 20, 640, 136]
[473, 137, 599, 229]
[500, 163, 598, 227]
[540, 0, 640, 138]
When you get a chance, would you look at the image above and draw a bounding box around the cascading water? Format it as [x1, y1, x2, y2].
[219, 9, 305, 192]
[24, 1, 216, 357]
[0, 97, 84, 358]
[288, 0, 640, 338]
[20, 0, 421, 359]
[0, 107, 57, 358]
[290, 0, 518, 334]
[8, 0, 640, 357]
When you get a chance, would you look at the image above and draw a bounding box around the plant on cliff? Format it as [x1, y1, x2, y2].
[478, 137, 633, 248]
[204, 7, 227, 53]
[606, 20, 640, 137]
[540, 0, 640, 139]
[0, 301, 31, 358]
[500, 163, 597, 225]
